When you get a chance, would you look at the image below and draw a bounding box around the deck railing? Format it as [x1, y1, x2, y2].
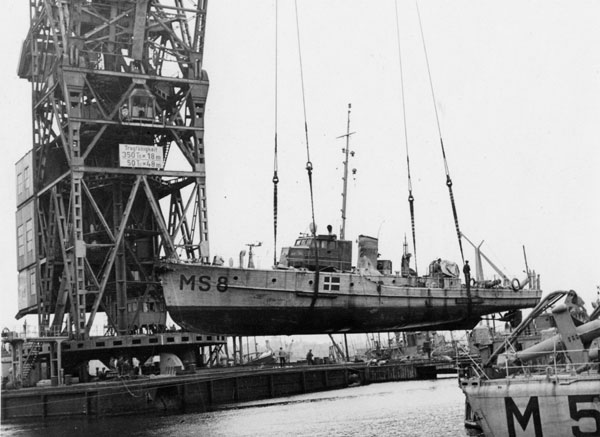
[461, 343, 599, 381]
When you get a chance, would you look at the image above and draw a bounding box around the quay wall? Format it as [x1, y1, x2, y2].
[1, 362, 442, 421]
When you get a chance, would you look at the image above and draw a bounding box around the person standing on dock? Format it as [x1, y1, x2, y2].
[306, 349, 314, 365]
[463, 261, 471, 291]
[278, 347, 286, 367]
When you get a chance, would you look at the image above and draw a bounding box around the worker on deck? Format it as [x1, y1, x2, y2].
[463, 260, 471, 292]
[278, 347, 286, 367]
[306, 349, 314, 365]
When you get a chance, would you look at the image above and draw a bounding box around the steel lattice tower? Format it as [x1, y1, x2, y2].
[17, 0, 211, 340]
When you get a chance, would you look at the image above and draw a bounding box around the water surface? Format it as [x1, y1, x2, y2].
[2, 376, 479, 436]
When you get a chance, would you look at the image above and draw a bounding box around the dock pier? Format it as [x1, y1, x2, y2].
[1, 360, 449, 421]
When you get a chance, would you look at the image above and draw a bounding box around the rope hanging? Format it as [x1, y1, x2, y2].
[395, 0, 418, 275]
[294, 0, 317, 237]
[294, 0, 319, 306]
[272, 0, 279, 266]
[416, 0, 464, 263]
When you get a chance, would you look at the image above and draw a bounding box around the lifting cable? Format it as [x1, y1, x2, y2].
[416, 0, 464, 264]
[272, 0, 279, 266]
[294, 0, 319, 306]
[395, 0, 418, 276]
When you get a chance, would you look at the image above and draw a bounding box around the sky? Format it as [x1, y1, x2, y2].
[0, 1, 599, 335]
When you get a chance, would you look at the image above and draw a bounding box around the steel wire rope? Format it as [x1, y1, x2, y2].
[415, 0, 464, 264]
[394, 0, 418, 276]
[120, 376, 144, 397]
[294, 0, 320, 307]
[272, 0, 280, 266]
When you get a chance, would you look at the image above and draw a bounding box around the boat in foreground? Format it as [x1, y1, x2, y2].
[160, 233, 542, 335]
[461, 290, 600, 436]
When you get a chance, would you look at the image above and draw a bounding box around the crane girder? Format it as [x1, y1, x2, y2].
[18, 0, 211, 339]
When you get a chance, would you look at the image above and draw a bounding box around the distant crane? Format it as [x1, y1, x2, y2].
[17, 0, 211, 340]
[9, 0, 229, 386]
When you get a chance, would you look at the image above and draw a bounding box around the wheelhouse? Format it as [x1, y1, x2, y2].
[278, 234, 352, 271]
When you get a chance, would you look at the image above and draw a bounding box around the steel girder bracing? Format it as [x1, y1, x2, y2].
[19, 0, 211, 340]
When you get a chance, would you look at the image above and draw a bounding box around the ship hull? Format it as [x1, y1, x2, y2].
[462, 375, 600, 437]
[159, 263, 541, 335]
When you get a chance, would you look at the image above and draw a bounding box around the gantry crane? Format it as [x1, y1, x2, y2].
[15, 0, 211, 342]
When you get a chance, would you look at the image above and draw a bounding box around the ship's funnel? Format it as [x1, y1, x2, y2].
[357, 235, 379, 274]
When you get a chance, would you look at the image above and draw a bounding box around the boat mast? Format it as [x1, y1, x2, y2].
[337, 103, 355, 240]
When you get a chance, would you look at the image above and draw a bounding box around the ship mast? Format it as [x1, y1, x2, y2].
[337, 103, 355, 240]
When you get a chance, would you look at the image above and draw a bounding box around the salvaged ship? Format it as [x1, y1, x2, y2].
[158, 23, 544, 336]
[461, 290, 600, 436]
[160, 232, 542, 335]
